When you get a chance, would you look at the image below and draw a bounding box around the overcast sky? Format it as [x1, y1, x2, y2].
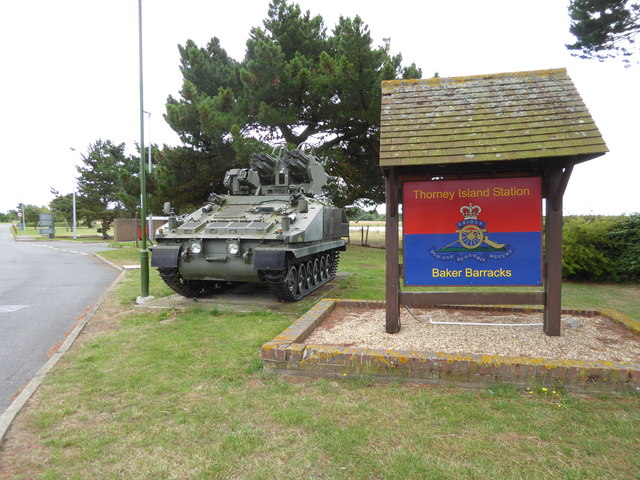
[1, 0, 638, 215]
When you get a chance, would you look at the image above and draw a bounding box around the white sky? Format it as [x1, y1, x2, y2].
[0, 0, 638, 215]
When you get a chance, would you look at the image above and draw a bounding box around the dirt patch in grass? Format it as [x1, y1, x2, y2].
[0, 423, 50, 479]
[73, 280, 135, 347]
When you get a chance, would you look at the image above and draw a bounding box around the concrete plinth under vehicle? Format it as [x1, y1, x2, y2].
[134, 273, 349, 314]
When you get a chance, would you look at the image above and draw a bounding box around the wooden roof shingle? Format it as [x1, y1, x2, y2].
[379, 68, 608, 167]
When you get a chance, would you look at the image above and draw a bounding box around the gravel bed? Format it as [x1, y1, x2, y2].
[305, 307, 640, 364]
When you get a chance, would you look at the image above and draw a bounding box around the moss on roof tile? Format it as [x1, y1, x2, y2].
[380, 68, 607, 167]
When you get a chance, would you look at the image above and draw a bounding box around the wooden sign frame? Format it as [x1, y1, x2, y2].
[379, 70, 608, 337]
[384, 163, 572, 337]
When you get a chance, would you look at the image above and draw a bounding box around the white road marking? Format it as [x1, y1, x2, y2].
[0, 305, 29, 313]
[19, 243, 91, 256]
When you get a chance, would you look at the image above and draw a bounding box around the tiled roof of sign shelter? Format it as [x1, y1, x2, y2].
[379, 68, 608, 168]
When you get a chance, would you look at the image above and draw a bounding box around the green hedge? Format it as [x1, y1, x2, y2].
[562, 214, 640, 283]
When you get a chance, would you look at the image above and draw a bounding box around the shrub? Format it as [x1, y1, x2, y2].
[562, 216, 618, 281]
[606, 213, 640, 282]
[562, 214, 640, 283]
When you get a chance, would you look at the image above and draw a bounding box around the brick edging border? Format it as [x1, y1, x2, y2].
[261, 299, 640, 393]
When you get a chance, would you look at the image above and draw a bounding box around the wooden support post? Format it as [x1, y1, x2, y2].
[544, 167, 564, 336]
[385, 167, 401, 333]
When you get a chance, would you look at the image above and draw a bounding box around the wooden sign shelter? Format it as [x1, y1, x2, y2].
[380, 69, 608, 336]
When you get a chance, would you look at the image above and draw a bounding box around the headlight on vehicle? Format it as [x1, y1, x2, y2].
[190, 242, 202, 254]
[227, 240, 240, 255]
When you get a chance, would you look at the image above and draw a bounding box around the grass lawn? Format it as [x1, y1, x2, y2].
[12, 223, 112, 240]
[3, 245, 638, 479]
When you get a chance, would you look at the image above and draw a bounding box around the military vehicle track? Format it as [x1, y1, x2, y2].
[259, 250, 340, 302]
[158, 268, 235, 298]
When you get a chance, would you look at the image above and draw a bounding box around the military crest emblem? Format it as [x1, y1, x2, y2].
[430, 203, 514, 262]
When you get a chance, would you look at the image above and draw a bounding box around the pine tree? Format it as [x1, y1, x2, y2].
[162, 0, 421, 208]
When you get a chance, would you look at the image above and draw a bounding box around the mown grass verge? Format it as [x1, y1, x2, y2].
[4, 245, 637, 479]
[13, 224, 112, 240]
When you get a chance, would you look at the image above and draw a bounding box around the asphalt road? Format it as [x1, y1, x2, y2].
[0, 225, 119, 413]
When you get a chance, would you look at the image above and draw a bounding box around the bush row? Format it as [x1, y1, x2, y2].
[562, 214, 640, 283]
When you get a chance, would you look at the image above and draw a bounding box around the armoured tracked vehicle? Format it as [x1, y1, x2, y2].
[150, 148, 349, 301]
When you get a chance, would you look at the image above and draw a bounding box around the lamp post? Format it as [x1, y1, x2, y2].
[144, 110, 152, 172]
[69, 147, 78, 239]
[138, 0, 149, 299]
[144, 110, 153, 242]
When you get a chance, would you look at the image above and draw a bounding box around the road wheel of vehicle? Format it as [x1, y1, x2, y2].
[285, 265, 298, 297]
[319, 256, 327, 281]
[311, 258, 320, 285]
[323, 253, 332, 279]
[306, 260, 315, 287]
[297, 263, 307, 294]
